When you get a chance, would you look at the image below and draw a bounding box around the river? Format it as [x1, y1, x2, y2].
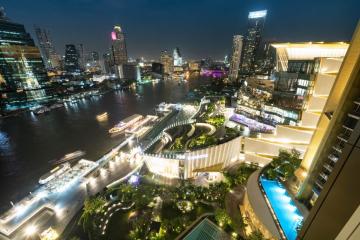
[0, 76, 210, 209]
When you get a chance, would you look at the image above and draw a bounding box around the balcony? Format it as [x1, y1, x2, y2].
[354, 98, 360, 106]
[343, 116, 358, 130]
[348, 112, 360, 120]
[323, 163, 333, 172]
[315, 180, 324, 190]
[328, 153, 339, 165]
[319, 172, 328, 181]
[332, 145, 343, 153]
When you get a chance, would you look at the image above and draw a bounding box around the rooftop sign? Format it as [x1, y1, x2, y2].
[248, 10, 267, 19]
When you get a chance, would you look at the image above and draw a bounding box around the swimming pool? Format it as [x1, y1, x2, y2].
[260, 176, 303, 240]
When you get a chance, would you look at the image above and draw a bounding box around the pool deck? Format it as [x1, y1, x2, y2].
[246, 170, 282, 239]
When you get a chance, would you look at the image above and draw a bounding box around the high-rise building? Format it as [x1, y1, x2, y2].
[116, 63, 140, 81]
[240, 10, 267, 76]
[160, 50, 173, 75]
[34, 26, 61, 69]
[294, 24, 360, 240]
[173, 47, 183, 67]
[77, 43, 85, 71]
[103, 53, 112, 74]
[239, 24, 359, 240]
[241, 42, 349, 167]
[85, 51, 101, 73]
[151, 62, 163, 75]
[0, 7, 48, 104]
[111, 25, 128, 66]
[229, 35, 243, 82]
[64, 44, 80, 73]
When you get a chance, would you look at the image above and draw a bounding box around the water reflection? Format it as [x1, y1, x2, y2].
[0, 76, 209, 207]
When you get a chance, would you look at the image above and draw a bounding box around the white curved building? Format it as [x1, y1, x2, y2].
[144, 135, 242, 179]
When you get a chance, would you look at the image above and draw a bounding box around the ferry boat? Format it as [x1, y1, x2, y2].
[109, 114, 143, 135]
[125, 115, 158, 135]
[96, 112, 108, 121]
[49, 150, 85, 165]
[33, 106, 51, 115]
[39, 163, 71, 184]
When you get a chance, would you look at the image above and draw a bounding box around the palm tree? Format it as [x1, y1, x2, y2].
[78, 196, 106, 239]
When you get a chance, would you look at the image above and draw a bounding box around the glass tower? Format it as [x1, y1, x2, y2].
[240, 10, 267, 76]
[0, 8, 48, 105]
[229, 35, 243, 82]
[64, 44, 80, 73]
[34, 26, 61, 69]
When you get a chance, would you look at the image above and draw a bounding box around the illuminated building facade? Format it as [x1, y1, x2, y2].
[34, 26, 61, 70]
[188, 61, 200, 71]
[242, 42, 349, 166]
[240, 10, 267, 76]
[294, 25, 360, 239]
[111, 25, 128, 66]
[64, 44, 80, 73]
[0, 9, 48, 104]
[144, 135, 242, 179]
[229, 35, 243, 82]
[173, 47, 183, 67]
[240, 26, 360, 240]
[160, 50, 173, 75]
[86, 51, 101, 73]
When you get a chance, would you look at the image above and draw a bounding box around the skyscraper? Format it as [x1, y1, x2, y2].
[173, 47, 183, 67]
[295, 23, 360, 240]
[111, 25, 128, 66]
[229, 35, 243, 82]
[0, 7, 48, 103]
[160, 50, 173, 75]
[64, 44, 80, 73]
[77, 43, 85, 71]
[240, 10, 267, 76]
[103, 53, 112, 74]
[34, 26, 61, 69]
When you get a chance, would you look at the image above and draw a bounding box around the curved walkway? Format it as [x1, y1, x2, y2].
[195, 123, 216, 136]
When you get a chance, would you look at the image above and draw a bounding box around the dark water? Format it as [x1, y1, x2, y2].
[0, 77, 209, 209]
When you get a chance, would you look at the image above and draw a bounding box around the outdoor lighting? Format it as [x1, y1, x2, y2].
[25, 225, 38, 236]
[14, 204, 26, 216]
[40, 227, 59, 240]
[36, 190, 48, 199]
[54, 206, 63, 217]
[128, 175, 140, 185]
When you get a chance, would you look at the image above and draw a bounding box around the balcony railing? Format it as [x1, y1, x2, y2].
[323, 163, 333, 172]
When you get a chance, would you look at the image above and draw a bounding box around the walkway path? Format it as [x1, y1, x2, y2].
[225, 185, 246, 237]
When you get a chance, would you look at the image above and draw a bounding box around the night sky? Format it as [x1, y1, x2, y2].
[2, 0, 359, 60]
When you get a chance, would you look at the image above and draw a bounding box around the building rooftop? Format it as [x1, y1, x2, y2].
[271, 42, 349, 60]
[183, 218, 230, 240]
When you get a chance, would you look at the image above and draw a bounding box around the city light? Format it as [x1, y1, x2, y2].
[111, 31, 117, 40]
[25, 225, 38, 236]
[248, 10, 267, 19]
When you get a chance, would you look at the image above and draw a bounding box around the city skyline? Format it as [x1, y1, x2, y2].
[2, 0, 359, 59]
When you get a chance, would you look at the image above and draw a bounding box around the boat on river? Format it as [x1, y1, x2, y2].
[109, 114, 143, 135]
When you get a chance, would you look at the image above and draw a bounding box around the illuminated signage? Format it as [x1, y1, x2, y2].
[111, 31, 117, 40]
[248, 10, 267, 19]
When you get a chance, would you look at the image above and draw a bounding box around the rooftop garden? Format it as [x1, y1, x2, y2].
[148, 98, 242, 153]
[263, 149, 301, 181]
[67, 163, 268, 240]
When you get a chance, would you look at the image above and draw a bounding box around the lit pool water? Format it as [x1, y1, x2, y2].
[260, 176, 303, 240]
